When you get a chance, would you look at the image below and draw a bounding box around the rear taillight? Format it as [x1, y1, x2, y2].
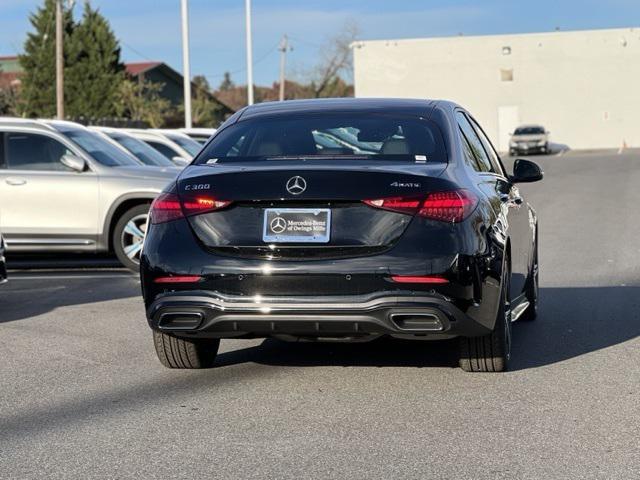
[364, 190, 477, 223]
[150, 192, 232, 224]
[181, 196, 232, 216]
[418, 190, 477, 223]
[150, 192, 183, 224]
[363, 197, 421, 215]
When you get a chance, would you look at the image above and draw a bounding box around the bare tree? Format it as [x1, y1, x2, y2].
[310, 20, 359, 98]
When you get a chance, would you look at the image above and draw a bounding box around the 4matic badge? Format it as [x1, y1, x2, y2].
[390, 181, 421, 188]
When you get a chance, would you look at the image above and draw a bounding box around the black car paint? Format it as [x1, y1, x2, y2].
[140, 99, 539, 341]
[0, 230, 7, 284]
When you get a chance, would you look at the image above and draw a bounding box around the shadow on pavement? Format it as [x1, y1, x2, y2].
[0, 271, 138, 323]
[510, 285, 640, 370]
[217, 336, 458, 369]
[215, 286, 640, 371]
[1, 286, 638, 443]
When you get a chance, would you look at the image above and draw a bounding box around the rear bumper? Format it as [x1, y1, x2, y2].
[147, 290, 492, 340]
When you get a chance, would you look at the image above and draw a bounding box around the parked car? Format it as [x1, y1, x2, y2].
[126, 129, 194, 166]
[0, 118, 178, 270]
[151, 130, 203, 157]
[509, 125, 549, 156]
[90, 127, 180, 169]
[140, 98, 542, 372]
[0, 228, 7, 285]
[180, 128, 216, 144]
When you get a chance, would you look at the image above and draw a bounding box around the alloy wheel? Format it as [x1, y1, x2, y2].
[120, 213, 148, 265]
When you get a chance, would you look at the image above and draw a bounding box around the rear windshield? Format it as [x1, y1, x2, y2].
[57, 127, 140, 166]
[514, 126, 545, 135]
[196, 113, 446, 164]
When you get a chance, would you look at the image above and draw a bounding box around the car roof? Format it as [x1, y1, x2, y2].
[237, 98, 459, 121]
[0, 117, 57, 132]
[151, 129, 193, 139]
[43, 119, 91, 131]
[125, 129, 166, 138]
[181, 128, 216, 135]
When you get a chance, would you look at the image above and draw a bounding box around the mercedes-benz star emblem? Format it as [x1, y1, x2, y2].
[270, 216, 287, 234]
[286, 176, 307, 195]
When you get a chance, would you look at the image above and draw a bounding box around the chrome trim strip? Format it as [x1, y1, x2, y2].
[5, 238, 95, 246]
[154, 291, 452, 314]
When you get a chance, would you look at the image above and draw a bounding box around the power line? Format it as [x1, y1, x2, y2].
[121, 41, 156, 62]
[202, 41, 279, 80]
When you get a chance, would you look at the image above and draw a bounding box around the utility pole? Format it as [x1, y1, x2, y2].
[244, 0, 254, 105]
[55, 0, 64, 119]
[180, 0, 192, 128]
[278, 34, 290, 101]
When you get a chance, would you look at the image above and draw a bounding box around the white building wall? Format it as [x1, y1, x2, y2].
[353, 28, 640, 150]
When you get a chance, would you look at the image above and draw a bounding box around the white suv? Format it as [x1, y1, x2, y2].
[0, 118, 179, 270]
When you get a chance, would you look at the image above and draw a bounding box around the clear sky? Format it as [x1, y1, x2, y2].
[1, 0, 639, 87]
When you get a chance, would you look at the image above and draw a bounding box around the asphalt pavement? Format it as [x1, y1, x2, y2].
[1, 150, 639, 479]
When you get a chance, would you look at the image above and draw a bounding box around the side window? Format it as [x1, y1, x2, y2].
[146, 141, 177, 160]
[459, 129, 482, 172]
[6, 132, 73, 171]
[455, 111, 493, 173]
[468, 116, 505, 176]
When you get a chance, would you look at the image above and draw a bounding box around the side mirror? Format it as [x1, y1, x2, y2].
[61, 154, 86, 172]
[511, 158, 543, 183]
[172, 156, 189, 167]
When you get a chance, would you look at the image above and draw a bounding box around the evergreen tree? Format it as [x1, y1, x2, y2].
[218, 72, 235, 91]
[65, 1, 124, 118]
[18, 0, 74, 118]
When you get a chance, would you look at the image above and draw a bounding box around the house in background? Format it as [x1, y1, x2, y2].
[0, 55, 22, 90]
[125, 61, 233, 123]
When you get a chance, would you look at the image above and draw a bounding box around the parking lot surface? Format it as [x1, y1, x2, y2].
[1, 151, 640, 479]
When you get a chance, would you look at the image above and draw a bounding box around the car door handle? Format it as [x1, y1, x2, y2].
[5, 177, 27, 186]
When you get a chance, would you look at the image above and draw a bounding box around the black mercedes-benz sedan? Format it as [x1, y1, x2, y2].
[140, 98, 542, 372]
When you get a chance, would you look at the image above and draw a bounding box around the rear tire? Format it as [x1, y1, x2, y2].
[153, 331, 220, 369]
[459, 264, 512, 372]
[113, 204, 150, 272]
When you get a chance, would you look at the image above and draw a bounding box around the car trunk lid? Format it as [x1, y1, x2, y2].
[177, 162, 452, 259]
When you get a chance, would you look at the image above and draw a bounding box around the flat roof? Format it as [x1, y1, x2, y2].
[353, 26, 640, 47]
